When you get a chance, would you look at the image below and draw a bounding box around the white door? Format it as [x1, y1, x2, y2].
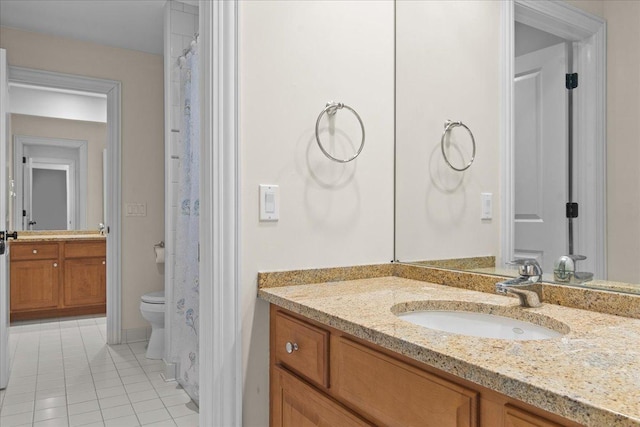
[514, 43, 567, 274]
[0, 48, 10, 389]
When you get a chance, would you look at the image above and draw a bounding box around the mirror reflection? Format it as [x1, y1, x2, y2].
[8, 83, 107, 231]
[395, 0, 640, 294]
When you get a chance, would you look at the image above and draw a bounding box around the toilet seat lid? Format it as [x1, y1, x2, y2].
[142, 291, 165, 304]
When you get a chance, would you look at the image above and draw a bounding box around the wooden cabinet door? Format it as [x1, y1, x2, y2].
[10, 260, 59, 311]
[64, 258, 106, 306]
[271, 366, 372, 427]
[332, 337, 478, 427]
[504, 405, 564, 427]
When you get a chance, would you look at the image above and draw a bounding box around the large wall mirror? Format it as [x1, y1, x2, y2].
[8, 82, 107, 231]
[395, 0, 640, 295]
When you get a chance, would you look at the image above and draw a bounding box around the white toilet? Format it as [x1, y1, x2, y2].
[140, 291, 165, 359]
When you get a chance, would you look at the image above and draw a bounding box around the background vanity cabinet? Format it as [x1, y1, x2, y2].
[63, 241, 106, 307]
[270, 306, 583, 427]
[10, 239, 106, 321]
[10, 242, 60, 312]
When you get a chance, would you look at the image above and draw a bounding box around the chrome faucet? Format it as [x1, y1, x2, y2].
[496, 259, 543, 308]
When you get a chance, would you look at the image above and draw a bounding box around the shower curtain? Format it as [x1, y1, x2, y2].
[172, 42, 200, 404]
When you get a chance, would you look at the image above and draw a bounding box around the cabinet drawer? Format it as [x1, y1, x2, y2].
[332, 337, 478, 427]
[65, 240, 106, 258]
[11, 243, 59, 260]
[275, 311, 329, 388]
[504, 405, 564, 427]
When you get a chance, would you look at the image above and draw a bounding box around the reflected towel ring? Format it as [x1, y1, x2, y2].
[315, 101, 365, 163]
[440, 120, 476, 171]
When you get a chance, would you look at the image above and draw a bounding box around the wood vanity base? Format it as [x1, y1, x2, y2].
[10, 239, 106, 322]
[270, 305, 582, 427]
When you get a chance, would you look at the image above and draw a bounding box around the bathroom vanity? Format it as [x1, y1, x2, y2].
[259, 266, 640, 427]
[10, 233, 106, 321]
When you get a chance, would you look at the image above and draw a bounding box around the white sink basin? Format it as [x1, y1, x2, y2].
[397, 309, 565, 340]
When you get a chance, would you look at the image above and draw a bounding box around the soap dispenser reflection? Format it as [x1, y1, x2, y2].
[553, 256, 575, 282]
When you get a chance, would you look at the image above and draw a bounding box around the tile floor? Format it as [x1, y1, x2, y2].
[0, 316, 198, 427]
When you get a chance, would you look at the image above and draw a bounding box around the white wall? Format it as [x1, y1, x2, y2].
[395, 0, 501, 262]
[239, 1, 395, 424]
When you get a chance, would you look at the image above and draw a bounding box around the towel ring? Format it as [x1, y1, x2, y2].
[315, 102, 365, 163]
[440, 120, 476, 171]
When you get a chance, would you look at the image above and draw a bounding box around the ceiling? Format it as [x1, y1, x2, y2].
[0, 0, 171, 55]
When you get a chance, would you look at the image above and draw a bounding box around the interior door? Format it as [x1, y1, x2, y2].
[0, 47, 10, 389]
[514, 43, 567, 274]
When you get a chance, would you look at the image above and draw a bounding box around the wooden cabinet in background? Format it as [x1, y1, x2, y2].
[10, 239, 106, 321]
[270, 305, 583, 427]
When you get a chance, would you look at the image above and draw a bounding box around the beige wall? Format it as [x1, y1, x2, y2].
[11, 114, 106, 229]
[602, 1, 640, 282]
[239, 1, 395, 424]
[395, 0, 501, 262]
[1, 26, 165, 330]
[569, 1, 640, 282]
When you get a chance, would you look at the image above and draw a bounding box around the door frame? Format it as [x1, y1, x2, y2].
[14, 135, 88, 230]
[199, 0, 242, 425]
[500, 0, 606, 278]
[8, 66, 122, 344]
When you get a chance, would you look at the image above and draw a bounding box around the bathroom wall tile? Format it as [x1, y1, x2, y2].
[170, 1, 183, 12]
[171, 183, 179, 208]
[171, 11, 195, 36]
[171, 107, 181, 131]
[171, 35, 183, 60]
[171, 81, 180, 107]
[170, 158, 179, 184]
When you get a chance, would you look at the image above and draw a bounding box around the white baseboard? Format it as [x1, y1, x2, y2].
[121, 327, 151, 343]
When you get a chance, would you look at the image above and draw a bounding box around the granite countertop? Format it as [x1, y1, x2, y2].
[259, 276, 640, 427]
[16, 230, 105, 241]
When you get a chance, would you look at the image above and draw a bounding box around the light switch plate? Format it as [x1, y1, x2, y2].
[259, 185, 279, 221]
[125, 203, 147, 217]
[481, 193, 492, 220]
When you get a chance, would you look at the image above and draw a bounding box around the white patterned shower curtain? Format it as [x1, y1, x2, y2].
[171, 42, 200, 404]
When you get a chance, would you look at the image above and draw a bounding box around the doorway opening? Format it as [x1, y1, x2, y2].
[6, 66, 122, 344]
[501, 1, 606, 279]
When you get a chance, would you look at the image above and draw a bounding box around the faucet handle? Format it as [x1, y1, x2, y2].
[508, 259, 542, 277]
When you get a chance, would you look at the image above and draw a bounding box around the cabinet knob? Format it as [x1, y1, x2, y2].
[53, 263, 58, 267]
[32, 249, 38, 254]
[285, 341, 299, 354]
[102, 260, 106, 265]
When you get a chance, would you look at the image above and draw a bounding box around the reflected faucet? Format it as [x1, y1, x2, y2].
[496, 259, 543, 308]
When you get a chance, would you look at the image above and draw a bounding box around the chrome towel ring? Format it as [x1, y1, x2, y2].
[315, 101, 365, 163]
[440, 120, 476, 172]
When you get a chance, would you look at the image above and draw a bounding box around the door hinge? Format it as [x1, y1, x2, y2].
[22, 210, 26, 217]
[566, 73, 578, 90]
[566, 202, 579, 218]
[22, 156, 26, 164]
